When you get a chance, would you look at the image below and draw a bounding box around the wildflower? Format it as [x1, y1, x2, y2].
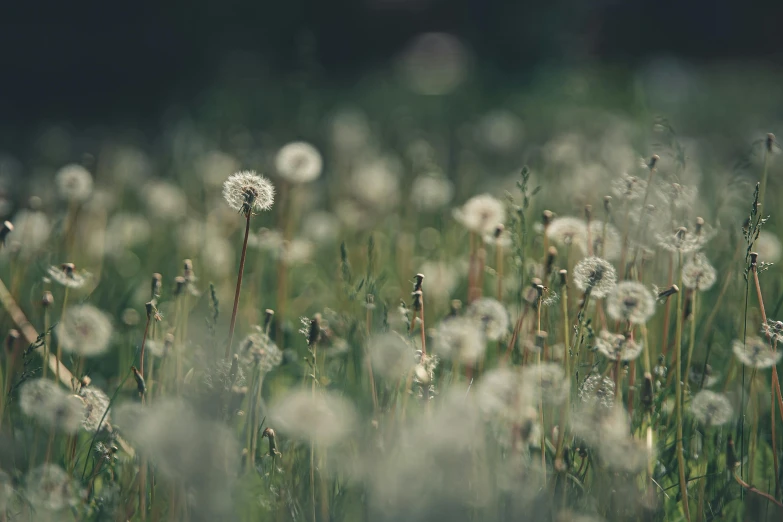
[579, 374, 615, 408]
[56, 304, 113, 356]
[483, 224, 512, 247]
[522, 363, 569, 405]
[302, 211, 340, 244]
[274, 141, 323, 183]
[546, 217, 587, 248]
[411, 174, 454, 211]
[466, 298, 509, 341]
[79, 386, 111, 432]
[142, 180, 188, 221]
[756, 230, 782, 263]
[368, 332, 416, 379]
[656, 227, 707, 253]
[269, 389, 357, 447]
[46, 263, 90, 289]
[222, 171, 275, 214]
[351, 159, 402, 210]
[19, 379, 84, 433]
[732, 337, 782, 368]
[24, 464, 82, 511]
[611, 173, 647, 201]
[103, 212, 151, 255]
[682, 253, 717, 291]
[573, 257, 617, 298]
[595, 330, 643, 361]
[606, 281, 655, 324]
[5, 210, 50, 257]
[432, 317, 487, 364]
[55, 164, 93, 202]
[690, 390, 733, 427]
[453, 194, 506, 235]
[418, 261, 459, 301]
[238, 331, 283, 373]
[578, 220, 621, 260]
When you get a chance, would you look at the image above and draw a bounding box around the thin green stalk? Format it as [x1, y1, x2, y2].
[56, 287, 71, 385]
[555, 274, 570, 465]
[684, 289, 698, 390]
[674, 251, 691, 521]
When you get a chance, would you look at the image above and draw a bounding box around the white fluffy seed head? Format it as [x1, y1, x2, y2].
[368, 332, 416, 379]
[269, 390, 357, 447]
[546, 217, 587, 248]
[756, 231, 782, 263]
[275, 141, 323, 183]
[19, 379, 84, 433]
[606, 281, 655, 324]
[79, 386, 111, 432]
[46, 265, 90, 289]
[24, 464, 82, 511]
[452, 194, 506, 235]
[56, 304, 113, 357]
[732, 337, 782, 368]
[222, 171, 275, 213]
[690, 390, 733, 427]
[595, 330, 643, 361]
[432, 317, 486, 364]
[466, 297, 509, 341]
[55, 164, 93, 202]
[682, 253, 717, 291]
[410, 174, 454, 211]
[573, 257, 617, 298]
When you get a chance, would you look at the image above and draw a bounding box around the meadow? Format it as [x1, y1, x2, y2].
[1, 64, 783, 521]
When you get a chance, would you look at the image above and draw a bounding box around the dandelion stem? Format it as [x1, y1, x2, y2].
[227, 211, 252, 359]
[674, 251, 691, 521]
[56, 286, 70, 385]
[684, 289, 698, 391]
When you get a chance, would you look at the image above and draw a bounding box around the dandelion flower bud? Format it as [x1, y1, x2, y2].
[42, 291, 54, 307]
[151, 273, 162, 299]
[275, 141, 323, 183]
[572, 257, 617, 298]
[5, 329, 19, 352]
[648, 154, 659, 169]
[606, 281, 655, 324]
[222, 171, 275, 214]
[55, 164, 93, 203]
[767, 133, 776, 153]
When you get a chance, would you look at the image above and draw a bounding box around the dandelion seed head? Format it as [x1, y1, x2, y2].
[452, 194, 506, 235]
[475, 110, 524, 152]
[688, 363, 720, 388]
[19, 379, 84, 433]
[732, 337, 781, 368]
[201, 234, 235, 278]
[302, 211, 341, 244]
[595, 330, 643, 361]
[269, 390, 357, 447]
[6, 210, 51, 257]
[682, 253, 717, 291]
[432, 317, 486, 364]
[578, 220, 621, 260]
[522, 363, 569, 405]
[24, 464, 82, 511]
[56, 305, 113, 357]
[79, 386, 111, 432]
[222, 171, 275, 213]
[103, 212, 151, 255]
[351, 160, 401, 209]
[611, 173, 647, 201]
[55, 164, 93, 202]
[238, 331, 282, 373]
[691, 390, 733, 427]
[275, 141, 323, 183]
[475, 368, 530, 421]
[606, 281, 655, 324]
[410, 174, 454, 211]
[368, 332, 416, 379]
[579, 374, 615, 409]
[656, 227, 708, 253]
[279, 238, 314, 264]
[46, 264, 90, 289]
[418, 261, 459, 302]
[573, 257, 617, 298]
[756, 230, 782, 263]
[466, 297, 509, 341]
[142, 180, 188, 221]
[546, 217, 587, 247]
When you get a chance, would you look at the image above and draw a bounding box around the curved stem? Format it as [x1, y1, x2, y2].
[226, 212, 252, 358]
[674, 251, 691, 521]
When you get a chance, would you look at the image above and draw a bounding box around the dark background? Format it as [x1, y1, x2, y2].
[1, 0, 780, 127]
